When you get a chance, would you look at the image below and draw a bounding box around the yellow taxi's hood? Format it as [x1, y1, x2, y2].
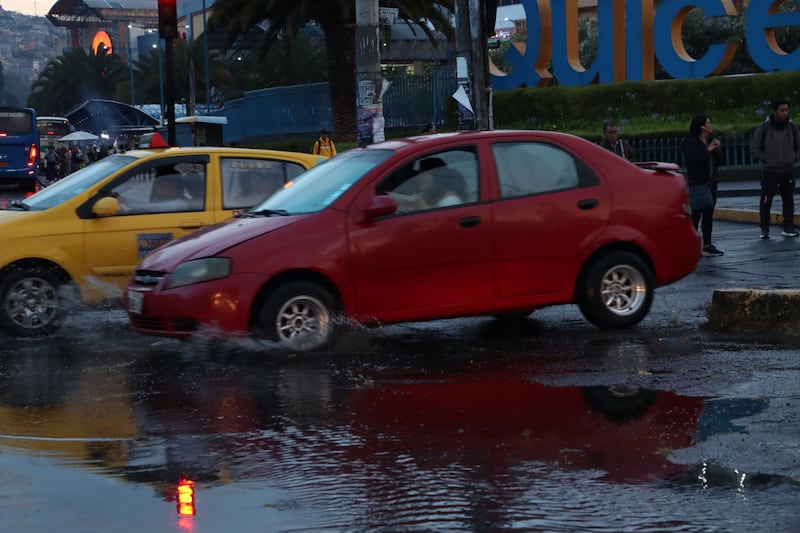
[0, 209, 76, 239]
[139, 215, 302, 271]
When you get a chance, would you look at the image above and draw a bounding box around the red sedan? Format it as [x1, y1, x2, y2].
[125, 130, 700, 351]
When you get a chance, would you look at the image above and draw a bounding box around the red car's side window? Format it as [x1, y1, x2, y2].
[492, 142, 580, 198]
[377, 148, 479, 213]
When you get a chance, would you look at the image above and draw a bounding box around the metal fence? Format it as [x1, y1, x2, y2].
[632, 134, 757, 168]
[382, 69, 458, 129]
[221, 82, 333, 143]
[217, 77, 758, 170]
[219, 71, 458, 143]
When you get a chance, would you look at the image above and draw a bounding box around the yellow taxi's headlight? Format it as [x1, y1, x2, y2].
[165, 258, 231, 289]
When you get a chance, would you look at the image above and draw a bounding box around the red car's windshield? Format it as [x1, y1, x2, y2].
[256, 149, 393, 214]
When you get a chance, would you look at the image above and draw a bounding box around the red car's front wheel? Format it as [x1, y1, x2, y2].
[256, 281, 338, 352]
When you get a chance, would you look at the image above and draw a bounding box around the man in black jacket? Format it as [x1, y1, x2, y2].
[600, 122, 637, 162]
[750, 100, 800, 239]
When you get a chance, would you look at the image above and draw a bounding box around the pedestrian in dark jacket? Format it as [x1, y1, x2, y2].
[600, 122, 637, 162]
[750, 99, 800, 239]
[44, 144, 59, 184]
[683, 114, 724, 257]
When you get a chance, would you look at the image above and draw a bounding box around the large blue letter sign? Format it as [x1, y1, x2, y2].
[491, 0, 798, 89]
[746, 0, 800, 72]
[654, 0, 738, 79]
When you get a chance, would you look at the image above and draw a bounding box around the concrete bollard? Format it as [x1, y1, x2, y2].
[706, 288, 800, 335]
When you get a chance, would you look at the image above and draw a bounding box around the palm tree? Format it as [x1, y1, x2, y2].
[207, 0, 455, 141]
[221, 31, 328, 97]
[28, 47, 127, 115]
[132, 38, 234, 109]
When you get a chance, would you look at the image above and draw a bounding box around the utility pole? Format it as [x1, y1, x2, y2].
[454, 0, 491, 130]
[355, 0, 382, 147]
[158, 0, 177, 145]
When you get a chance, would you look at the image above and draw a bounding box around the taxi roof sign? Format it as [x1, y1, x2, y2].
[139, 131, 169, 148]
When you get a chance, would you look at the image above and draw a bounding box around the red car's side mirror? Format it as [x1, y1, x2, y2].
[362, 195, 397, 221]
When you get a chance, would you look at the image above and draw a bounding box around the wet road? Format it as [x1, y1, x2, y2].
[0, 220, 799, 532]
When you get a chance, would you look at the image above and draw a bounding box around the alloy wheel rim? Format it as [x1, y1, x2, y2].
[275, 295, 331, 349]
[600, 265, 647, 317]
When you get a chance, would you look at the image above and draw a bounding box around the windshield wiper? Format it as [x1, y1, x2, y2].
[236, 209, 289, 218]
[8, 200, 30, 210]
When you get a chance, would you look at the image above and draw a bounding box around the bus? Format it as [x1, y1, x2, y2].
[0, 106, 39, 204]
[37, 115, 72, 150]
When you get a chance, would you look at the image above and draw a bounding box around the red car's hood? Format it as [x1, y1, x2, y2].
[139, 215, 302, 271]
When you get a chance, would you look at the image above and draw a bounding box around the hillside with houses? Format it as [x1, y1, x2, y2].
[0, 5, 69, 106]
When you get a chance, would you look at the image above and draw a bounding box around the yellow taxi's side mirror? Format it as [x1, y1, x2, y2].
[92, 196, 120, 217]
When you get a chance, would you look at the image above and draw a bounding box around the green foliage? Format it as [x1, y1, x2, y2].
[131, 38, 233, 107]
[0, 61, 14, 106]
[223, 32, 328, 95]
[492, 71, 800, 138]
[27, 47, 127, 115]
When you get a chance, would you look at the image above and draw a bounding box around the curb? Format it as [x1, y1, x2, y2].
[714, 208, 800, 226]
[707, 288, 800, 336]
[706, 212, 800, 336]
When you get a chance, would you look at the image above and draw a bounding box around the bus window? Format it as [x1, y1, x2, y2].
[0, 107, 39, 189]
[37, 116, 72, 152]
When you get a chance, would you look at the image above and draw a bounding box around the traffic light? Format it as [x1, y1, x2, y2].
[158, 0, 178, 39]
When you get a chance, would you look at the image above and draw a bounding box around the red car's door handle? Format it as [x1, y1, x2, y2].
[578, 199, 599, 210]
[459, 216, 482, 228]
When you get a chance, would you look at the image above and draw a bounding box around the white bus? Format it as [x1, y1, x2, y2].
[37, 116, 72, 150]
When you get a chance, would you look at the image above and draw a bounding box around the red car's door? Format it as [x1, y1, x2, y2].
[347, 147, 494, 317]
[488, 140, 613, 298]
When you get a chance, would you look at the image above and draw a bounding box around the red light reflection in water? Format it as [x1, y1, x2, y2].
[177, 478, 196, 516]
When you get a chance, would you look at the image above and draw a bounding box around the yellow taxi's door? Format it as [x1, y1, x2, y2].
[81, 155, 213, 299]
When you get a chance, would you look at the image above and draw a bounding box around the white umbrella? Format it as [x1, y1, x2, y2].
[58, 130, 99, 142]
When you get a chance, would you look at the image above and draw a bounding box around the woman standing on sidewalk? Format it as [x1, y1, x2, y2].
[683, 114, 725, 257]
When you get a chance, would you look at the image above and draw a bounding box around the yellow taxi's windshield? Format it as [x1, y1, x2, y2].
[21, 154, 138, 210]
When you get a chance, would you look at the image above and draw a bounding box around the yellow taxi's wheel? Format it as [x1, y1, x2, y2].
[256, 281, 337, 352]
[0, 267, 68, 337]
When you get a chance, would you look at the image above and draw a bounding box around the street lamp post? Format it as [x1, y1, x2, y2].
[202, 0, 210, 111]
[153, 42, 164, 125]
[127, 24, 135, 105]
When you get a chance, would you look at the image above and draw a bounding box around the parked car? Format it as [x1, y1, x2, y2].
[0, 145, 321, 337]
[126, 130, 701, 351]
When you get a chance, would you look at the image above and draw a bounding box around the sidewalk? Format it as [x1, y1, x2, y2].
[714, 179, 800, 227]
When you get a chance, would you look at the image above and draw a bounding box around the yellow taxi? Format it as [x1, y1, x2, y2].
[0, 143, 321, 337]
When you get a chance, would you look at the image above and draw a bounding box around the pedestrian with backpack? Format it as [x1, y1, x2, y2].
[312, 130, 337, 158]
[750, 99, 800, 239]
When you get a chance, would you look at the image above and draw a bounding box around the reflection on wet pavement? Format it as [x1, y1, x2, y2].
[0, 327, 798, 532]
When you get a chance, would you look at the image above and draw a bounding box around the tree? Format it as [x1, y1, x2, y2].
[207, 0, 455, 141]
[130, 38, 234, 108]
[218, 30, 328, 99]
[680, 3, 800, 77]
[27, 47, 127, 115]
[0, 61, 6, 105]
